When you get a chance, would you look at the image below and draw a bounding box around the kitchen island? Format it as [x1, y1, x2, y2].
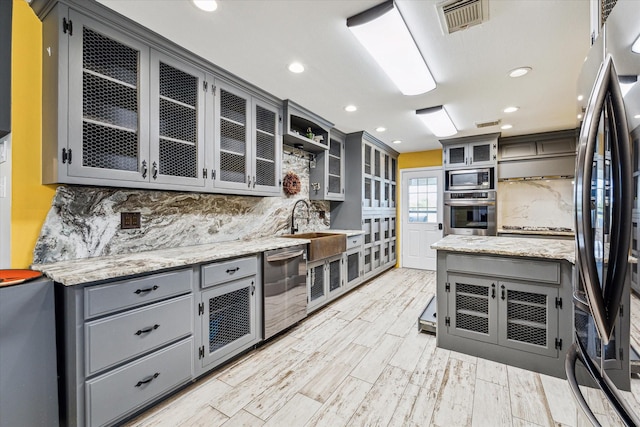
[431, 235, 576, 379]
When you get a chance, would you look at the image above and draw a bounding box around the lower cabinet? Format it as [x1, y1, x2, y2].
[307, 254, 343, 312]
[436, 251, 573, 379]
[57, 268, 195, 427]
[195, 255, 262, 377]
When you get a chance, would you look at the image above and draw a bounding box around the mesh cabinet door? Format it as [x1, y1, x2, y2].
[215, 82, 250, 191]
[447, 274, 498, 344]
[327, 137, 343, 198]
[67, 11, 150, 182]
[200, 277, 257, 369]
[150, 50, 206, 188]
[251, 99, 281, 194]
[497, 281, 559, 357]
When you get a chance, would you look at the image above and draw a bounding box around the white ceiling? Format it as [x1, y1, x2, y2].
[96, 0, 592, 154]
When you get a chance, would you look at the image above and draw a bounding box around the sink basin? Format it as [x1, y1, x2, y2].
[283, 232, 347, 261]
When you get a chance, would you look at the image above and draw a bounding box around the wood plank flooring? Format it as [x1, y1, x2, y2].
[125, 268, 640, 427]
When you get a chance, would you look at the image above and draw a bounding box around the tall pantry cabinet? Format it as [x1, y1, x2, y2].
[331, 131, 398, 279]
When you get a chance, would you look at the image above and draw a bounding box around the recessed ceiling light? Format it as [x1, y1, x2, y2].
[501, 124, 513, 130]
[288, 62, 305, 73]
[577, 113, 583, 120]
[635, 114, 640, 119]
[376, 127, 386, 132]
[503, 106, 519, 113]
[633, 34, 640, 53]
[508, 67, 532, 78]
[577, 95, 584, 101]
[392, 140, 401, 144]
[192, 0, 218, 12]
[345, 105, 357, 112]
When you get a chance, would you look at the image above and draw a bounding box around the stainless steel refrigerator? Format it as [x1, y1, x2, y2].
[568, 1, 640, 424]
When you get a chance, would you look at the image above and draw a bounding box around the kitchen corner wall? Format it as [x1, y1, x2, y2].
[12, 0, 58, 268]
[34, 148, 329, 264]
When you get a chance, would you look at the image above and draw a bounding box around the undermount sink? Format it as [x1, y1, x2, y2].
[283, 232, 346, 261]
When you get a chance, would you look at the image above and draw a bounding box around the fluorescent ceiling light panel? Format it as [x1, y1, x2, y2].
[416, 106, 457, 137]
[347, 1, 436, 96]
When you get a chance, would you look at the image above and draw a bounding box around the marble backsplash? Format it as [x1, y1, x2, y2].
[33, 147, 329, 264]
[498, 179, 574, 231]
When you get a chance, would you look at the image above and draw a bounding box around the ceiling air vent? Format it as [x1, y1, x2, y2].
[475, 119, 501, 128]
[437, 0, 489, 34]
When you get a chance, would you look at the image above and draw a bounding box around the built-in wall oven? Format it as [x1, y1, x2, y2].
[444, 191, 497, 236]
[445, 168, 494, 191]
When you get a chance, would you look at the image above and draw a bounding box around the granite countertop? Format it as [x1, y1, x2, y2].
[32, 236, 311, 286]
[31, 229, 364, 286]
[431, 235, 576, 263]
[498, 226, 574, 237]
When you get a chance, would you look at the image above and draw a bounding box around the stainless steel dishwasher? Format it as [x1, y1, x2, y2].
[263, 245, 307, 339]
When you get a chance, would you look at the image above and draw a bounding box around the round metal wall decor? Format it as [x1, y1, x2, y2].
[282, 172, 301, 195]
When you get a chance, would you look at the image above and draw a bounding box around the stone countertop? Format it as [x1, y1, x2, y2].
[497, 228, 575, 237]
[32, 237, 311, 286]
[431, 235, 576, 263]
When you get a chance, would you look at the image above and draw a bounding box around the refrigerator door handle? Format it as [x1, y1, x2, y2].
[566, 334, 640, 427]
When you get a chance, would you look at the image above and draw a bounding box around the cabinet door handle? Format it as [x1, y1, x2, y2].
[135, 372, 160, 387]
[134, 285, 158, 295]
[135, 324, 159, 335]
[247, 175, 251, 188]
[251, 280, 255, 296]
[141, 160, 148, 179]
[253, 176, 256, 188]
[152, 161, 158, 180]
[501, 284, 506, 300]
[226, 267, 239, 274]
[491, 284, 496, 299]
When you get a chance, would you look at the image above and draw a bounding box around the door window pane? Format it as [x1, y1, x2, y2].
[408, 176, 438, 222]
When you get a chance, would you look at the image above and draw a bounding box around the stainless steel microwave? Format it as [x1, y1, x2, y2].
[445, 168, 494, 191]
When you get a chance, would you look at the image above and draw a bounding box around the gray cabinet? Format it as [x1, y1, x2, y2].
[436, 251, 573, 379]
[213, 82, 281, 195]
[0, 278, 59, 427]
[344, 234, 364, 289]
[283, 99, 332, 153]
[332, 131, 398, 280]
[39, 1, 281, 196]
[196, 256, 261, 375]
[445, 274, 559, 358]
[57, 269, 194, 426]
[307, 254, 343, 313]
[441, 134, 499, 169]
[310, 128, 345, 201]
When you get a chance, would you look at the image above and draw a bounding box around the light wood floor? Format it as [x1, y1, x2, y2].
[125, 268, 640, 427]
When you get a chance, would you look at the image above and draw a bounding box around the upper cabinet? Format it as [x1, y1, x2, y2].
[441, 133, 499, 169]
[310, 128, 345, 201]
[0, 0, 11, 137]
[214, 82, 281, 195]
[283, 100, 332, 153]
[38, 1, 281, 196]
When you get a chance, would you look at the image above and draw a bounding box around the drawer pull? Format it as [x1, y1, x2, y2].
[134, 285, 159, 295]
[226, 267, 239, 274]
[135, 324, 160, 336]
[134, 372, 160, 387]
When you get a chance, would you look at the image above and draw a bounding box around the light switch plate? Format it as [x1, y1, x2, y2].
[0, 176, 6, 198]
[0, 140, 6, 163]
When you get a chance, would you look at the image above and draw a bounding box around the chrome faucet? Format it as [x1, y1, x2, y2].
[290, 199, 310, 234]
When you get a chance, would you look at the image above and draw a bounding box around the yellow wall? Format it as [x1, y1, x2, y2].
[398, 149, 442, 169]
[11, 0, 57, 268]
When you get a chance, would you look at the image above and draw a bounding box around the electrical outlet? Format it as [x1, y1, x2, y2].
[318, 210, 325, 219]
[121, 212, 141, 229]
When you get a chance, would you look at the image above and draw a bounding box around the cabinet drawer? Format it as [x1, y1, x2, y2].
[446, 253, 560, 284]
[85, 294, 193, 375]
[86, 338, 192, 427]
[346, 234, 364, 250]
[84, 269, 193, 319]
[202, 256, 257, 288]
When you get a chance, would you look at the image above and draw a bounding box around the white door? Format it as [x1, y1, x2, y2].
[401, 168, 443, 270]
